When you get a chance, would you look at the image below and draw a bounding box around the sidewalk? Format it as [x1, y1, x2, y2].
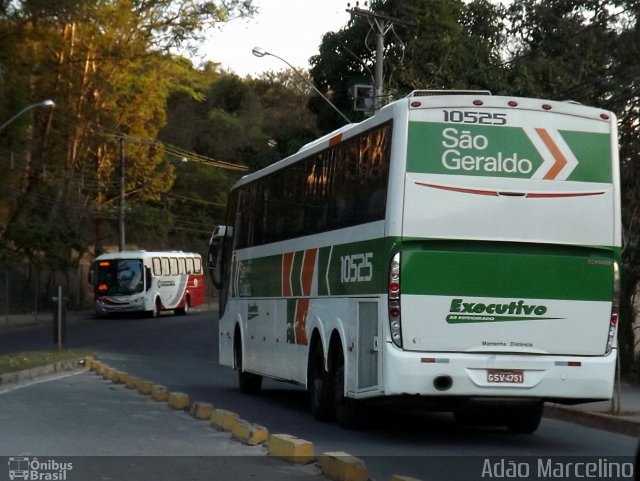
[0, 366, 325, 481]
[544, 382, 640, 438]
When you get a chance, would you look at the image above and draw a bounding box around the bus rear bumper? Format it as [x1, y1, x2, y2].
[381, 344, 616, 403]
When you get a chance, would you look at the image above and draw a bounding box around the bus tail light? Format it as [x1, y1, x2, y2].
[389, 253, 402, 348]
[606, 261, 620, 354]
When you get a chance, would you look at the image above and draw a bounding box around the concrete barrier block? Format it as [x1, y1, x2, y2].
[320, 451, 368, 481]
[115, 371, 129, 384]
[125, 376, 140, 390]
[268, 434, 315, 464]
[190, 402, 215, 420]
[84, 357, 95, 370]
[232, 419, 268, 445]
[210, 409, 239, 431]
[151, 385, 169, 402]
[168, 392, 190, 410]
[137, 379, 154, 395]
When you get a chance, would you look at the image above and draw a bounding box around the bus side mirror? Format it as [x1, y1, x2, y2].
[88, 267, 94, 285]
[208, 225, 229, 290]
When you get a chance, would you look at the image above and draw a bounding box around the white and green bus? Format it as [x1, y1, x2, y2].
[209, 91, 621, 433]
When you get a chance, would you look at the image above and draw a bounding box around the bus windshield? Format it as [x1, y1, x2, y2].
[95, 259, 144, 295]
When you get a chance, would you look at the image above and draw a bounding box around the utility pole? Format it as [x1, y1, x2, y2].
[118, 137, 125, 251]
[347, 4, 414, 112]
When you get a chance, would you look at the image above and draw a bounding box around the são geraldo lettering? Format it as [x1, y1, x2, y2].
[441, 127, 533, 175]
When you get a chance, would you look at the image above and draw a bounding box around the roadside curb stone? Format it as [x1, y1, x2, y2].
[0, 359, 83, 387]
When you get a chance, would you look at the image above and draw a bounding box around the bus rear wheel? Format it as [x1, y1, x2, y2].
[332, 347, 363, 429]
[308, 341, 335, 421]
[505, 402, 543, 434]
[234, 329, 262, 395]
[175, 296, 189, 316]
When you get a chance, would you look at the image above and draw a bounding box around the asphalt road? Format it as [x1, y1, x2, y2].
[1, 309, 638, 481]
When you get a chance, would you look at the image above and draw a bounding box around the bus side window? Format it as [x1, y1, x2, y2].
[145, 266, 152, 291]
[179, 258, 186, 275]
[161, 257, 170, 276]
[153, 257, 162, 276]
[186, 258, 194, 274]
[170, 257, 178, 276]
[194, 257, 202, 274]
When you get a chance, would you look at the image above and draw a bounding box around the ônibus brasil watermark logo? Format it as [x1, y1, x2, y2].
[446, 298, 563, 324]
[7, 457, 72, 481]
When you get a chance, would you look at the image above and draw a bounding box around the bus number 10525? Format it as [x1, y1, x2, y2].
[341, 253, 373, 283]
[443, 110, 507, 126]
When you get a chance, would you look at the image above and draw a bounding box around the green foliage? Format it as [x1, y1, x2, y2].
[310, 0, 506, 130]
[0, 0, 256, 266]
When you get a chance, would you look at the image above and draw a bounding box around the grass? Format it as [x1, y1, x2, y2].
[0, 349, 93, 374]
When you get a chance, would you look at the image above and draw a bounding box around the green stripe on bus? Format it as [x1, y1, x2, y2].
[401, 244, 614, 301]
[562, 131, 612, 183]
[406, 122, 612, 183]
[291, 251, 304, 297]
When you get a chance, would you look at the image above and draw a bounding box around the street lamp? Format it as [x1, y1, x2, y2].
[0, 99, 55, 132]
[252, 46, 351, 125]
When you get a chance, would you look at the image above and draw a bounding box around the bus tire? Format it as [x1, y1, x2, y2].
[505, 402, 543, 434]
[332, 347, 362, 429]
[175, 296, 189, 316]
[148, 298, 161, 318]
[308, 341, 335, 421]
[234, 329, 262, 395]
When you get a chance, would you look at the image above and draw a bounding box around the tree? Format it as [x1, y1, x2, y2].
[0, 0, 256, 264]
[310, 0, 506, 130]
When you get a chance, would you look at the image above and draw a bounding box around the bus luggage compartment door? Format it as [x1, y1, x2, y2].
[356, 301, 380, 391]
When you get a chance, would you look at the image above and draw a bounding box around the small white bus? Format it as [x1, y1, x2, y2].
[92, 250, 205, 317]
[209, 91, 621, 433]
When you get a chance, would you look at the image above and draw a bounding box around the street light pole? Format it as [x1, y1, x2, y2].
[118, 137, 126, 252]
[252, 46, 351, 125]
[0, 99, 55, 132]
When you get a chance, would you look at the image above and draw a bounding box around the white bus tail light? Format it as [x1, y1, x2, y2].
[389, 253, 402, 348]
[606, 261, 620, 354]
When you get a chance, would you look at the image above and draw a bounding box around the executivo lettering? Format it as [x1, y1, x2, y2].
[446, 298, 563, 324]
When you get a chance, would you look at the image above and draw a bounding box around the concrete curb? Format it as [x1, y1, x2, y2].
[191, 401, 215, 420]
[268, 434, 315, 464]
[168, 391, 190, 410]
[151, 384, 170, 402]
[81, 357, 640, 481]
[0, 358, 84, 387]
[544, 404, 640, 437]
[320, 452, 368, 481]
[232, 419, 269, 445]
[211, 408, 240, 431]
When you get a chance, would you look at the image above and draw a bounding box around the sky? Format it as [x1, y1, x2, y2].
[198, 0, 353, 77]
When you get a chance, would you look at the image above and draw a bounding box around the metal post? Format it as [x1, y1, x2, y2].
[374, 31, 385, 112]
[251, 47, 351, 125]
[34, 271, 39, 323]
[118, 137, 126, 251]
[57, 285, 63, 350]
[4, 270, 8, 326]
[347, 7, 414, 113]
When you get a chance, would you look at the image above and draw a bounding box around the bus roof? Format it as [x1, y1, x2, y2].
[94, 250, 201, 261]
[229, 91, 615, 192]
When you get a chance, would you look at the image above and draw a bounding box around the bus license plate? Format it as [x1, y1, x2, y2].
[487, 369, 524, 384]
